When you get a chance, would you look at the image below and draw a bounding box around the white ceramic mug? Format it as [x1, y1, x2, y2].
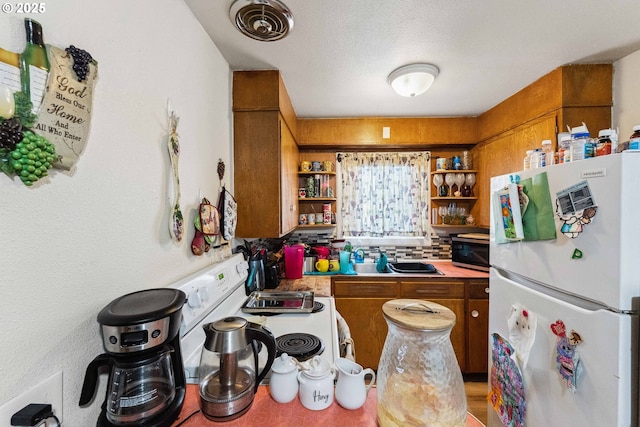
[269, 353, 299, 404]
[297, 356, 335, 411]
[334, 357, 375, 410]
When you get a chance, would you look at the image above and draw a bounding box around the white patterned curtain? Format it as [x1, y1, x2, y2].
[339, 152, 430, 237]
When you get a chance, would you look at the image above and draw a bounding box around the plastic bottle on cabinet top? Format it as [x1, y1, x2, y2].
[596, 129, 617, 156]
[541, 139, 554, 166]
[531, 149, 542, 169]
[568, 122, 593, 162]
[570, 132, 594, 162]
[558, 135, 571, 163]
[523, 150, 533, 170]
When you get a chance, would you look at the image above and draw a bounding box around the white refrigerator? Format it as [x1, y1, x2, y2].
[488, 151, 640, 427]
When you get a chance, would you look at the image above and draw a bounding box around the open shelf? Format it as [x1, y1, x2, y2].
[432, 197, 478, 201]
[298, 171, 336, 176]
[299, 197, 337, 202]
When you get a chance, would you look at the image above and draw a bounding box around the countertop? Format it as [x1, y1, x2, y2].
[275, 260, 488, 297]
[171, 385, 485, 427]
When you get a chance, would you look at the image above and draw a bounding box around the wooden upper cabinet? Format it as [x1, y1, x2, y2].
[233, 70, 299, 238]
[297, 117, 478, 148]
[233, 70, 297, 138]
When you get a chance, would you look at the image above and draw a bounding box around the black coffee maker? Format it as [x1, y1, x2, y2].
[79, 288, 187, 427]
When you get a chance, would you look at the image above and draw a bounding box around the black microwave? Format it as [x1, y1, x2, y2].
[451, 233, 489, 272]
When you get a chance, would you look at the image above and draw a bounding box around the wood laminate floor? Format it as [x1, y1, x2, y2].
[465, 380, 488, 425]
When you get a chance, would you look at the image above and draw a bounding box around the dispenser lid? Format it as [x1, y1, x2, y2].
[382, 299, 456, 331]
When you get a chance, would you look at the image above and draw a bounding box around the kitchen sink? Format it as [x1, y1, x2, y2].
[386, 262, 440, 274]
[353, 262, 389, 274]
[353, 261, 441, 274]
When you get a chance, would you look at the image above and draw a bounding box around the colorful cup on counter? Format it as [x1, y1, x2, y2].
[300, 161, 311, 172]
[299, 214, 307, 225]
[315, 258, 329, 273]
[299, 188, 306, 198]
[436, 157, 448, 170]
[323, 161, 334, 172]
[315, 213, 324, 224]
[307, 214, 316, 225]
[329, 260, 340, 272]
[311, 161, 322, 171]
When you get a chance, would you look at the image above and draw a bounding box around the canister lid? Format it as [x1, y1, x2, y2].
[271, 352, 298, 374]
[382, 299, 456, 331]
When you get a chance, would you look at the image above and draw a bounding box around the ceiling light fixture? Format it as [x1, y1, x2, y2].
[388, 64, 439, 97]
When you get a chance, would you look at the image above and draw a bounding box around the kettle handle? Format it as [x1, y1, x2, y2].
[246, 323, 276, 392]
[78, 353, 111, 406]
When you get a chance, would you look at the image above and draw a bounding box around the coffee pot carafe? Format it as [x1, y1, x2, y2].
[198, 317, 276, 421]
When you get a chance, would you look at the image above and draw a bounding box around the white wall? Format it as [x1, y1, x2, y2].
[0, 0, 232, 424]
[613, 49, 640, 138]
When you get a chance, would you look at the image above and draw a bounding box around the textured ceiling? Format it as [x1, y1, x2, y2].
[185, 0, 640, 118]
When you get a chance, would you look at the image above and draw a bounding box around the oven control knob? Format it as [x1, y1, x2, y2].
[187, 290, 202, 308]
[199, 287, 209, 302]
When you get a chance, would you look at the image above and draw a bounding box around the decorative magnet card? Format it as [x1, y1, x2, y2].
[487, 333, 526, 427]
[493, 183, 525, 243]
[507, 304, 537, 369]
[555, 181, 598, 238]
[550, 320, 584, 392]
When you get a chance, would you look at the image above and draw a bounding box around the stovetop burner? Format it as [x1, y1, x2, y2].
[276, 333, 324, 362]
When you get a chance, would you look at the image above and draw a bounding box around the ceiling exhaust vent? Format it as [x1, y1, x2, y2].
[229, 0, 294, 42]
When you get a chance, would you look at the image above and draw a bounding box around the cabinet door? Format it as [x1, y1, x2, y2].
[467, 298, 489, 373]
[234, 111, 281, 237]
[280, 118, 298, 234]
[400, 281, 466, 370]
[333, 279, 399, 370]
[335, 297, 395, 370]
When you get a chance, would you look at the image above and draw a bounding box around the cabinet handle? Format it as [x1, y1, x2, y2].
[471, 310, 479, 318]
[484, 287, 490, 294]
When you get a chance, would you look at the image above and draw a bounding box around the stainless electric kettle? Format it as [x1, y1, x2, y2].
[198, 317, 276, 421]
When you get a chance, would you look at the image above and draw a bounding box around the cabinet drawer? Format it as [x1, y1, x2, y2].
[333, 280, 399, 298]
[400, 281, 465, 298]
[467, 280, 490, 299]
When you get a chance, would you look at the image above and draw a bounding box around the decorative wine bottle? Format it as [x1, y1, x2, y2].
[19, 18, 49, 113]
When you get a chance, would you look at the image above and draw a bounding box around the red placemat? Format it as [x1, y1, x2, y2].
[172, 385, 485, 427]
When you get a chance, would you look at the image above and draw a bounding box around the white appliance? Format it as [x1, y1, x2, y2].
[170, 253, 339, 384]
[488, 152, 640, 427]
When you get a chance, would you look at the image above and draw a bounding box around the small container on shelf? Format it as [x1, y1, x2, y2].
[462, 150, 472, 170]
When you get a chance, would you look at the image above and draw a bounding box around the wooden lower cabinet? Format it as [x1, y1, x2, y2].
[333, 280, 398, 370]
[400, 280, 466, 371]
[333, 278, 473, 372]
[466, 280, 490, 374]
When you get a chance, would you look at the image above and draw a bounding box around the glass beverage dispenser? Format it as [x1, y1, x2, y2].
[377, 299, 467, 427]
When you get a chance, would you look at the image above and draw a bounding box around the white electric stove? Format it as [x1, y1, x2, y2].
[170, 253, 339, 384]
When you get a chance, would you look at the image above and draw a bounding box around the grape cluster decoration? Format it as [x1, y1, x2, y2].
[0, 117, 23, 151]
[5, 129, 57, 186]
[65, 45, 93, 82]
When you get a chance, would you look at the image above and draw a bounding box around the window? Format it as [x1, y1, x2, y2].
[337, 152, 431, 244]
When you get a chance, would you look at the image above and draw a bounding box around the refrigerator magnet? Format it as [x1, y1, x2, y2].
[555, 202, 598, 239]
[550, 320, 584, 392]
[555, 180, 598, 238]
[493, 184, 525, 243]
[487, 333, 526, 427]
[507, 304, 537, 369]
